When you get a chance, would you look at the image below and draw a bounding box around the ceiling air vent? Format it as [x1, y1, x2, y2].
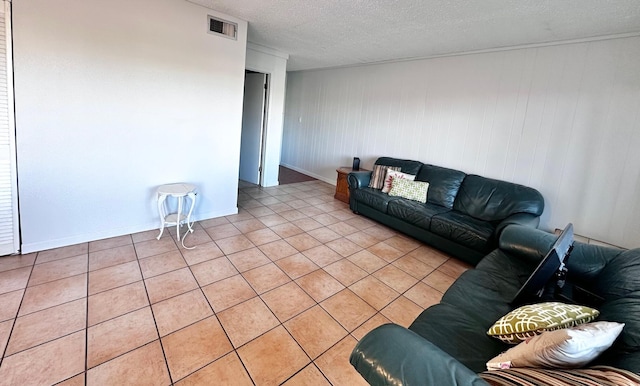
[208, 15, 237, 40]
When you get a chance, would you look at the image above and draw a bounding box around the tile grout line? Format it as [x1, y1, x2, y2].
[167, 218, 340, 384]
[131, 235, 175, 385]
[0, 252, 38, 370]
[84, 252, 89, 386]
[181, 250, 257, 386]
[242, 184, 450, 319]
[0, 180, 468, 384]
[1, 240, 440, 364]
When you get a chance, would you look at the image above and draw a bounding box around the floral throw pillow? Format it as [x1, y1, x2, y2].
[382, 169, 416, 193]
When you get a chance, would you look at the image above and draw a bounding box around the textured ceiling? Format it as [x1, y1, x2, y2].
[187, 0, 640, 71]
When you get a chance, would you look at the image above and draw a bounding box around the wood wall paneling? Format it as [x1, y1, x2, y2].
[281, 36, 640, 248]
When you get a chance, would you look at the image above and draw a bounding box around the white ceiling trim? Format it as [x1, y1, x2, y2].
[247, 42, 289, 60]
[187, 0, 640, 71]
[307, 31, 640, 73]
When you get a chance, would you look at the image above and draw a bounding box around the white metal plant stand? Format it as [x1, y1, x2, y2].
[156, 183, 197, 249]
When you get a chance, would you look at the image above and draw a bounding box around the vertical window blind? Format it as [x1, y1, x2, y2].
[0, 0, 19, 256]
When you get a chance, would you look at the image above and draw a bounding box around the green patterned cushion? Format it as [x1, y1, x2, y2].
[388, 179, 429, 203]
[487, 302, 599, 344]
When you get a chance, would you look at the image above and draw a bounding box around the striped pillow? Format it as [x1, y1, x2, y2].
[368, 165, 400, 189]
[480, 366, 640, 386]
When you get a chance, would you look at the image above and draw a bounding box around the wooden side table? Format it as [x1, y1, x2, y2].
[335, 167, 361, 203]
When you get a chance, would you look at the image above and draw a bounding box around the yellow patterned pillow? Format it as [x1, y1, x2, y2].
[487, 302, 599, 344]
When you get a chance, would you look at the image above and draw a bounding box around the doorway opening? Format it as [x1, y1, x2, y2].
[239, 70, 269, 186]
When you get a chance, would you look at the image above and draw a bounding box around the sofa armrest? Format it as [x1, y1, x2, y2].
[350, 324, 488, 386]
[494, 213, 541, 238]
[499, 225, 622, 281]
[347, 171, 372, 190]
[498, 224, 555, 264]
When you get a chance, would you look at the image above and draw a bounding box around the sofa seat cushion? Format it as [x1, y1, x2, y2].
[352, 187, 395, 213]
[430, 211, 495, 252]
[475, 248, 536, 286]
[387, 199, 450, 229]
[409, 303, 507, 373]
[440, 267, 517, 331]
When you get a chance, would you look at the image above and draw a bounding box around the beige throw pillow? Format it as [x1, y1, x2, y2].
[486, 321, 624, 370]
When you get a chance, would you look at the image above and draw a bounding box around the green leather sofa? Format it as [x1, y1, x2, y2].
[348, 157, 545, 265]
[350, 225, 640, 385]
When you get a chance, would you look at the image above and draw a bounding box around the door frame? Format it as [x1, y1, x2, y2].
[257, 72, 270, 186]
[242, 68, 270, 186]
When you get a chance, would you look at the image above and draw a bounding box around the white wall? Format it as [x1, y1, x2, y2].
[13, 0, 248, 253]
[245, 43, 289, 187]
[282, 36, 640, 249]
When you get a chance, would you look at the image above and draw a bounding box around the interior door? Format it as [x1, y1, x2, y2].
[239, 72, 267, 185]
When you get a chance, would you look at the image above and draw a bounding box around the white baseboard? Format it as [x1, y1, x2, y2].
[279, 163, 335, 185]
[20, 207, 239, 254]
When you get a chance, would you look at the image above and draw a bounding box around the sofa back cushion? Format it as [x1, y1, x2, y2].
[499, 225, 616, 280]
[374, 157, 423, 175]
[453, 175, 544, 221]
[590, 248, 640, 372]
[416, 165, 466, 209]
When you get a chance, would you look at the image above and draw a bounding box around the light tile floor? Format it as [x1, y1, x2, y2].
[0, 180, 471, 385]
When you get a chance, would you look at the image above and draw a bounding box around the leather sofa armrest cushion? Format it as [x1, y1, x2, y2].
[498, 225, 556, 265]
[348, 171, 372, 190]
[498, 225, 621, 278]
[350, 323, 488, 386]
[494, 213, 541, 238]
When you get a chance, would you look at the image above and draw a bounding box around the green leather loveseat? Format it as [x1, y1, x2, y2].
[350, 225, 640, 385]
[347, 157, 545, 265]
